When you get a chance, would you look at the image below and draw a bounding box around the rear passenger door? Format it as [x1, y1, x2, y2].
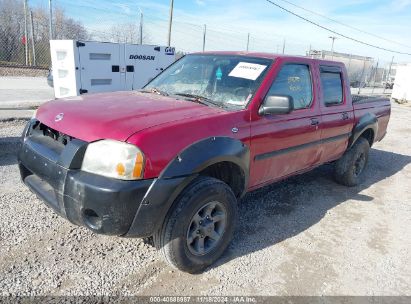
[318, 65, 354, 163]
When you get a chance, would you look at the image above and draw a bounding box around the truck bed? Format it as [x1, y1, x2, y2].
[352, 95, 391, 143]
[352, 94, 389, 104]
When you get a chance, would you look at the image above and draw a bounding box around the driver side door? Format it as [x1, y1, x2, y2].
[249, 61, 322, 188]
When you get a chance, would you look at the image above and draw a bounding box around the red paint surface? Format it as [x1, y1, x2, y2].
[36, 52, 391, 191]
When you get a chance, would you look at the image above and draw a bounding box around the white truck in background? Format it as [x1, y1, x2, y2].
[50, 40, 176, 98]
[392, 64, 411, 103]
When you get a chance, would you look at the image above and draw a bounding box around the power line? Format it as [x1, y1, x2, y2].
[277, 0, 411, 49]
[264, 0, 411, 56]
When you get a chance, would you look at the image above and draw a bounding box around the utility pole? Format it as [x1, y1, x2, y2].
[282, 38, 286, 54]
[347, 53, 352, 75]
[139, 9, 143, 45]
[372, 59, 379, 94]
[23, 0, 28, 65]
[29, 10, 36, 66]
[167, 0, 174, 46]
[329, 36, 337, 60]
[358, 58, 367, 95]
[48, 0, 53, 40]
[246, 33, 250, 51]
[202, 24, 206, 52]
[383, 56, 395, 94]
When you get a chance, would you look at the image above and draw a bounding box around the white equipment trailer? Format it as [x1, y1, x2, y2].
[392, 64, 411, 103]
[50, 40, 176, 98]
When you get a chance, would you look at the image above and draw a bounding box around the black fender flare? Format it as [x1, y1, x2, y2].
[160, 136, 249, 183]
[348, 113, 378, 148]
[126, 137, 250, 237]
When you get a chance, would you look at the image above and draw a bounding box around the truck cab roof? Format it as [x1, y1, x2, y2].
[191, 51, 344, 66]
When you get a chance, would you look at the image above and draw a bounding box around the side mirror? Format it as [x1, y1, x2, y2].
[259, 95, 294, 115]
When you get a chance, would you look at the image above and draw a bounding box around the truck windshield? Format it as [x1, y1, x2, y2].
[144, 54, 273, 109]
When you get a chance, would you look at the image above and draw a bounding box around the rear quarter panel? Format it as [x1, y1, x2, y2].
[353, 98, 391, 142]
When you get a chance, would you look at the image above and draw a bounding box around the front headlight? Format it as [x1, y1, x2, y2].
[81, 140, 145, 180]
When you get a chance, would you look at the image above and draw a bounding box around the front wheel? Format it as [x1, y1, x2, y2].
[154, 176, 238, 273]
[334, 137, 370, 186]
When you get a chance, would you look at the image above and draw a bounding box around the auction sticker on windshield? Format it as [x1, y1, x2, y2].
[229, 62, 267, 80]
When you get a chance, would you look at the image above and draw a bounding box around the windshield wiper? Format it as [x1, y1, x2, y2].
[139, 87, 169, 96]
[173, 93, 224, 108]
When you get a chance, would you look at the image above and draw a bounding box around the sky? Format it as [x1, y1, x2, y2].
[30, 0, 411, 65]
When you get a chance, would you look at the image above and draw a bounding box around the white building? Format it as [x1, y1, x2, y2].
[392, 64, 411, 103]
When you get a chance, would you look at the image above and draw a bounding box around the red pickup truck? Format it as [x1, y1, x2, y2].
[18, 52, 391, 273]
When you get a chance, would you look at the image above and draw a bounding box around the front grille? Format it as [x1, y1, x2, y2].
[24, 120, 77, 158]
[29, 121, 74, 147]
[22, 119, 87, 171]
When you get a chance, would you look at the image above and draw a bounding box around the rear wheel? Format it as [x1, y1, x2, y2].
[334, 137, 370, 186]
[154, 176, 238, 273]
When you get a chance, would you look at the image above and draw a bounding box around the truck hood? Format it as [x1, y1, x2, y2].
[36, 91, 225, 142]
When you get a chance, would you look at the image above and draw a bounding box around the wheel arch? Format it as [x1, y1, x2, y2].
[126, 137, 250, 237]
[160, 137, 250, 197]
[348, 113, 378, 148]
[198, 161, 245, 198]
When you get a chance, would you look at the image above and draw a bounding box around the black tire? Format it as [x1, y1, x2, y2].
[334, 137, 370, 187]
[153, 176, 238, 273]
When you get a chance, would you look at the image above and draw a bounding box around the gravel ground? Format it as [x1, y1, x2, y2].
[0, 103, 410, 296]
[0, 67, 48, 78]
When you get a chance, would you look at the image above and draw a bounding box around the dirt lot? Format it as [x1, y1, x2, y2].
[0, 103, 410, 296]
[0, 66, 48, 78]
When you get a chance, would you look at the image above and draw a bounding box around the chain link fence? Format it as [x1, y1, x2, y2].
[0, 0, 88, 75]
[0, 0, 397, 86]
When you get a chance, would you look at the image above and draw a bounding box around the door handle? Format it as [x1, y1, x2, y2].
[311, 118, 320, 126]
[342, 112, 349, 120]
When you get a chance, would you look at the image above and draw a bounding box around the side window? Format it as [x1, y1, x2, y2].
[320, 72, 343, 106]
[266, 64, 312, 110]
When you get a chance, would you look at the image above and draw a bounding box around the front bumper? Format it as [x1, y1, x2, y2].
[18, 120, 155, 236]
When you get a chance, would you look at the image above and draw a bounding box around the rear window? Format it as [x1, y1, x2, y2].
[320, 72, 343, 106]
